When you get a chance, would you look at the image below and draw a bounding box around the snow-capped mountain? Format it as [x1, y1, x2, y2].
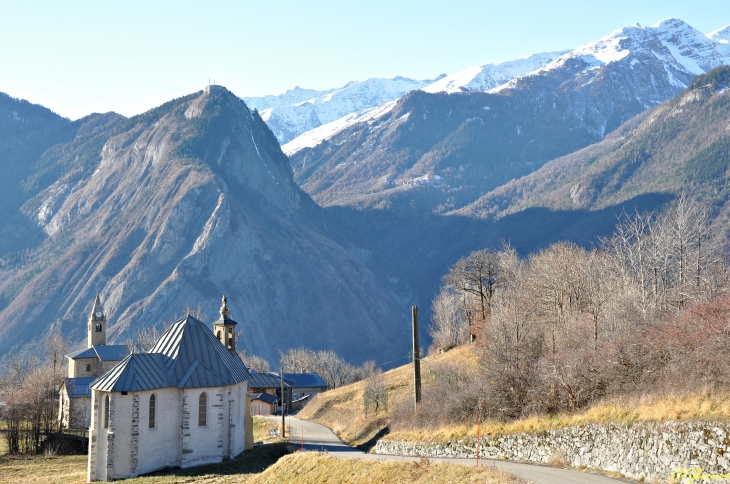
[709, 24, 730, 53]
[288, 18, 730, 213]
[244, 76, 437, 144]
[497, 19, 730, 95]
[282, 99, 399, 155]
[280, 53, 563, 156]
[421, 51, 568, 94]
[242, 86, 340, 111]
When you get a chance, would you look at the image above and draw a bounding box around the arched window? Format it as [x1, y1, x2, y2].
[198, 392, 207, 426]
[103, 395, 110, 429]
[149, 394, 156, 428]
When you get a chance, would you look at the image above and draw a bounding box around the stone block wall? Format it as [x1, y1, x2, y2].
[375, 422, 730, 482]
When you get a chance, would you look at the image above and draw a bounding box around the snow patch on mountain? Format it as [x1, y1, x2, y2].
[248, 76, 435, 144]
[242, 86, 343, 112]
[421, 51, 568, 94]
[282, 100, 400, 156]
[709, 24, 730, 54]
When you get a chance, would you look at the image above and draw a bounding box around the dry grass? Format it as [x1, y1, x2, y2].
[299, 341, 730, 445]
[253, 416, 289, 443]
[251, 451, 528, 484]
[298, 345, 479, 447]
[0, 454, 87, 484]
[386, 390, 730, 442]
[0, 444, 528, 484]
[0, 443, 294, 484]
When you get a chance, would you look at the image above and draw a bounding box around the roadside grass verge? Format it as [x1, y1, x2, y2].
[253, 416, 288, 443]
[251, 451, 529, 484]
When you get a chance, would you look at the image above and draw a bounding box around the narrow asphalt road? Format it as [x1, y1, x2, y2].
[272, 417, 628, 484]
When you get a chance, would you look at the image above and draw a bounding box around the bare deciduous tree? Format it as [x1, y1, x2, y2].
[279, 348, 360, 389]
[429, 288, 469, 351]
[237, 350, 271, 372]
[364, 368, 387, 413]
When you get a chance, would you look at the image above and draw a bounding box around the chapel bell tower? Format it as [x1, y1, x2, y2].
[213, 295, 238, 355]
[87, 294, 106, 347]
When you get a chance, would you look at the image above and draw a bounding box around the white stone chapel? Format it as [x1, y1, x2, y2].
[87, 297, 253, 481]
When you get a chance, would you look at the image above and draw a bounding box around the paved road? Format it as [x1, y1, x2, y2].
[272, 417, 628, 484]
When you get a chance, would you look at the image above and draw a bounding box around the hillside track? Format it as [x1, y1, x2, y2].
[277, 417, 629, 484]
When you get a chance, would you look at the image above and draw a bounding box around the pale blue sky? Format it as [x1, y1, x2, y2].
[2, 0, 729, 120]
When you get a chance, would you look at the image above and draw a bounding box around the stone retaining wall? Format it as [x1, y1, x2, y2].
[375, 422, 730, 483]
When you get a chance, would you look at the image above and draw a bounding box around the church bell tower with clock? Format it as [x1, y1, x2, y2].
[87, 294, 107, 347]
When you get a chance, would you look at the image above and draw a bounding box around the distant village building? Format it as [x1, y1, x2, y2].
[247, 371, 290, 416]
[58, 296, 130, 429]
[279, 372, 328, 411]
[87, 296, 253, 481]
[246, 370, 328, 414]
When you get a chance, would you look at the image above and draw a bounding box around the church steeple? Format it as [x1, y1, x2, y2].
[87, 295, 107, 347]
[212, 295, 237, 355]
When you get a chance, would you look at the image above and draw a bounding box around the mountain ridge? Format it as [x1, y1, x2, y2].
[287, 18, 730, 214]
[0, 86, 415, 365]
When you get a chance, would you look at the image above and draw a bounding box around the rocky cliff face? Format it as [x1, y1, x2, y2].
[0, 86, 414, 364]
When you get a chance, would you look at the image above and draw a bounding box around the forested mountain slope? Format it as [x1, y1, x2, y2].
[459, 66, 730, 226]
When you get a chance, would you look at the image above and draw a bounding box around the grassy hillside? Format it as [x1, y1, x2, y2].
[300, 338, 730, 445]
[298, 345, 479, 447]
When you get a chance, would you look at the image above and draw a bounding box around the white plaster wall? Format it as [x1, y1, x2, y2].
[183, 387, 225, 468]
[110, 393, 133, 480]
[230, 382, 246, 457]
[136, 388, 182, 475]
[92, 391, 107, 481]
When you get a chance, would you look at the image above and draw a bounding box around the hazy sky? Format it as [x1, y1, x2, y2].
[2, 0, 730, 120]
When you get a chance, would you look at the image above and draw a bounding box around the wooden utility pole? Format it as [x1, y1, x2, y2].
[280, 368, 286, 438]
[412, 306, 421, 411]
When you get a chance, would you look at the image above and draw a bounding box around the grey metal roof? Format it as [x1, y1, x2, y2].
[63, 377, 96, 398]
[213, 316, 238, 326]
[248, 392, 279, 405]
[248, 370, 290, 389]
[92, 354, 167, 392]
[66, 345, 130, 361]
[91, 315, 251, 393]
[281, 373, 328, 389]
